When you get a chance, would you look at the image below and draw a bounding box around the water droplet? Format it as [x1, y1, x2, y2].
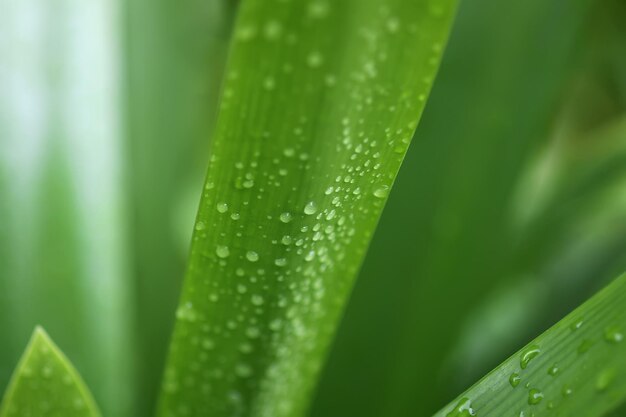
[236, 25, 257, 42]
[528, 388, 544, 405]
[235, 363, 253, 378]
[596, 369, 615, 392]
[562, 385, 573, 397]
[604, 326, 623, 344]
[304, 201, 318, 215]
[274, 258, 287, 267]
[548, 364, 559, 376]
[269, 318, 283, 331]
[570, 318, 584, 331]
[280, 212, 293, 223]
[445, 397, 476, 417]
[283, 148, 295, 157]
[231, 213, 240, 220]
[195, 221, 206, 231]
[386, 17, 400, 33]
[307, 51, 323, 68]
[246, 251, 259, 262]
[216, 245, 230, 258]
[176, 302, 197, 322]
[373, 185, 389, 199]
[246, 327, 260, 338]
[41, 366, 53, 378]
[520, 345, 541, 369]
[263, 76, 276, 90]
[509, 373, 521, 387]
[251, 294, 264, 306]
[307, 1, 329, 18]
[216, 202, 228, 213]
[263, 20, 282, 40]
[281, 235, 292, 245]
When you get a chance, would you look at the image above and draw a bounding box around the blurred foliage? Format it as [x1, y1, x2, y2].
[311, 0, 626, 416]
[0, 1, 133, 415]
[125, 0, 236, 414]
[0, 0, 625, 415]
[0, 328, 101, 417]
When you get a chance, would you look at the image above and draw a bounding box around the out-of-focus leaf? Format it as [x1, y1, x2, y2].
[157, 0, 457, 416]
[0, 1, 133, 415]
[434, 273, 626, 417]
[310, 0, 596, 415]
[0, 327, 101, 417]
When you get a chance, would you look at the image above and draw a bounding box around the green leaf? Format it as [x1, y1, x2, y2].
[0, 2, 134, 414]
[434, 273, 626, 417]
[0, 327, 101, 417]
[125, 0, 237, 413]
[157, 0, 457, 416]
[310, 0, 601, 414]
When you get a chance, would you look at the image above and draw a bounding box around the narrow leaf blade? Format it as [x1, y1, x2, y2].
[434, 273, 626, 417]
[158, 0, 457, 416]
[0, 327, 101, 417]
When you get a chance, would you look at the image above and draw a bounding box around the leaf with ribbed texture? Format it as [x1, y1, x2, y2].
[157, 0, 457, 416]
[434, 273, 626, 417]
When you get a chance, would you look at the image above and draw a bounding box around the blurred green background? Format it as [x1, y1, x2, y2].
[1, 0, 625, 416]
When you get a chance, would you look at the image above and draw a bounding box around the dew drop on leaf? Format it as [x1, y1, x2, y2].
[604, 326, 623, 344]
[373, 185, 389, 198]
[235, 363, 253, 378]
[548, 364, 559, 376]
[570, 318, 584, 331]
[216, 202, 228, 213]
[304, 201, 318, 215]
[279, 212, 293, 223]
[216, 245, 230, 259]
[520, 345, 541, 369]
[596, 369, 615, 392]
[251, 294, 264, 306]
[306, 51, 324, 68]
[445, 397, 476, 417]
[562, 385, 573, 397]
[527, 388, 544, 405]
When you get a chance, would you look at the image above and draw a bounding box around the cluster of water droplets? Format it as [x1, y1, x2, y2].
[163, 1, 455, 416]
[446, 315, 624, 417]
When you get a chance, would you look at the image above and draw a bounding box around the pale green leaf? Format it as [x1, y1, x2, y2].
[0, 1, 134, 415]
[0, 327, 101, 417]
